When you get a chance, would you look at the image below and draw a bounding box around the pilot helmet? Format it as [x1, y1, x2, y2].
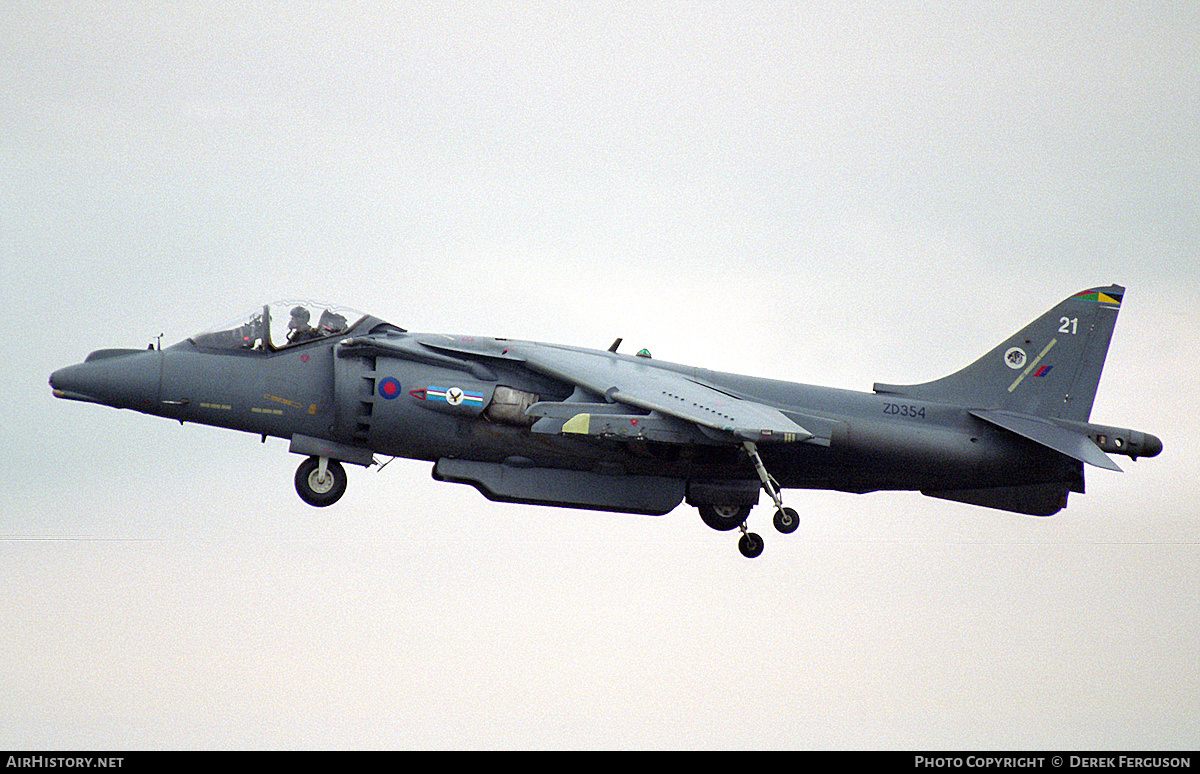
[289, 306, 311, 327]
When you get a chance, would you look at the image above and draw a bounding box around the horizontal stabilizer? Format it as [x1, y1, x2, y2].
[971, 409, 1122, 471]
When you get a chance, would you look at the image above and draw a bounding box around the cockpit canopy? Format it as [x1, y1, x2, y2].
[189, 301, 373, 351]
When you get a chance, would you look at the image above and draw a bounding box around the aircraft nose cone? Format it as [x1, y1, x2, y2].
[50, 349, 161, 409]
[50, 363, 99, 402]
[1141, 432, 1163, 458]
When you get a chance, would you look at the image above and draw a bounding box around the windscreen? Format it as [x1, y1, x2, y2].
[189, 302, 367, 351]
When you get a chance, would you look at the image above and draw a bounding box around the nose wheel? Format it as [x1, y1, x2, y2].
[295, 456, 347, 507]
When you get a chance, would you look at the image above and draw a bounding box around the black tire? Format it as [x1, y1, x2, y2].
[738, 532, 764, 558]
[698, 504, 752, 532]
[773, 507, 799, 534]
[295, 456, 347, 507]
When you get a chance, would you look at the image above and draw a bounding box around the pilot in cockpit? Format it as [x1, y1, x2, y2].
[287, 306, 321, 344]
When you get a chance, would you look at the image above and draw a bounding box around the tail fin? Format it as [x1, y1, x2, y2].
[875, 285, 1124, 421]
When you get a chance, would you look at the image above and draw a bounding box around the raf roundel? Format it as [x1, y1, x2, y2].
[378, 377, 402, 400]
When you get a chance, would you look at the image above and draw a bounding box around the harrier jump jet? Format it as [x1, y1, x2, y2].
[50, 285, 1161, 557]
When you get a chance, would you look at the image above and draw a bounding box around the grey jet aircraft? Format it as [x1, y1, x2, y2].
[50, 285, 1161, 557]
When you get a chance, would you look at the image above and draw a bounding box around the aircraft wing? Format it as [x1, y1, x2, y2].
[519, 345, 812, 443]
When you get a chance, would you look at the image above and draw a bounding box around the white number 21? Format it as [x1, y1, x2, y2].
[1059, 316, 1078, 334]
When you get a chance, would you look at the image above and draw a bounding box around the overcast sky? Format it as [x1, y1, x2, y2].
[2, 1, 1197, 749]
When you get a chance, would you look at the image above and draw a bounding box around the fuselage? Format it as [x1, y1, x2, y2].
[51, 324, 1077, 500]
[49, 288, 1164, 557]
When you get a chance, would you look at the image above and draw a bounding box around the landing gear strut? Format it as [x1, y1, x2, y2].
[743, 441, 798, 534]
[295, 456, 347, 507]
[695, 444, 799, 557]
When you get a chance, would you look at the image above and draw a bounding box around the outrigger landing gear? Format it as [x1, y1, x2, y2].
[738, 524, 764, 558]
[743, 440, 799, 536]
[773, 506, 799, 534]
[701, 443, 797, 558]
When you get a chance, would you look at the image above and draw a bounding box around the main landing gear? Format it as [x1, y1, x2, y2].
[295, 456, 348, 507]
[698, 443, 799, 558]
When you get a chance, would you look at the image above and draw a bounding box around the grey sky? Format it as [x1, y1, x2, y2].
[2, 2, 1197, 749]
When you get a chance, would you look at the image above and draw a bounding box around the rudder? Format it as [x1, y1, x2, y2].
[874, 285, 1124, 422]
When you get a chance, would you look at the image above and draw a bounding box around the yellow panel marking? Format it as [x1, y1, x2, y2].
[265, 393, 305, 409]
[562, 413, 591, 434]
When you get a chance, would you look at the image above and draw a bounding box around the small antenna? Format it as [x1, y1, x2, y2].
[608, 337, 622, 353]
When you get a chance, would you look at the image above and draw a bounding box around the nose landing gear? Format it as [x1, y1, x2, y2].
[295, 455, 347, 507]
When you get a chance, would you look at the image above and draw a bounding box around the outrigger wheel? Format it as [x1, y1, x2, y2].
[295, 456, 347, 507]
[738, 530, 764, 559]
[773, 507, 799, 534]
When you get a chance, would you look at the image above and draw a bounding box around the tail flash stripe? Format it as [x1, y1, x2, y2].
[1008, 338, 1058, 393]
[1073, 290, 1123, 307]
